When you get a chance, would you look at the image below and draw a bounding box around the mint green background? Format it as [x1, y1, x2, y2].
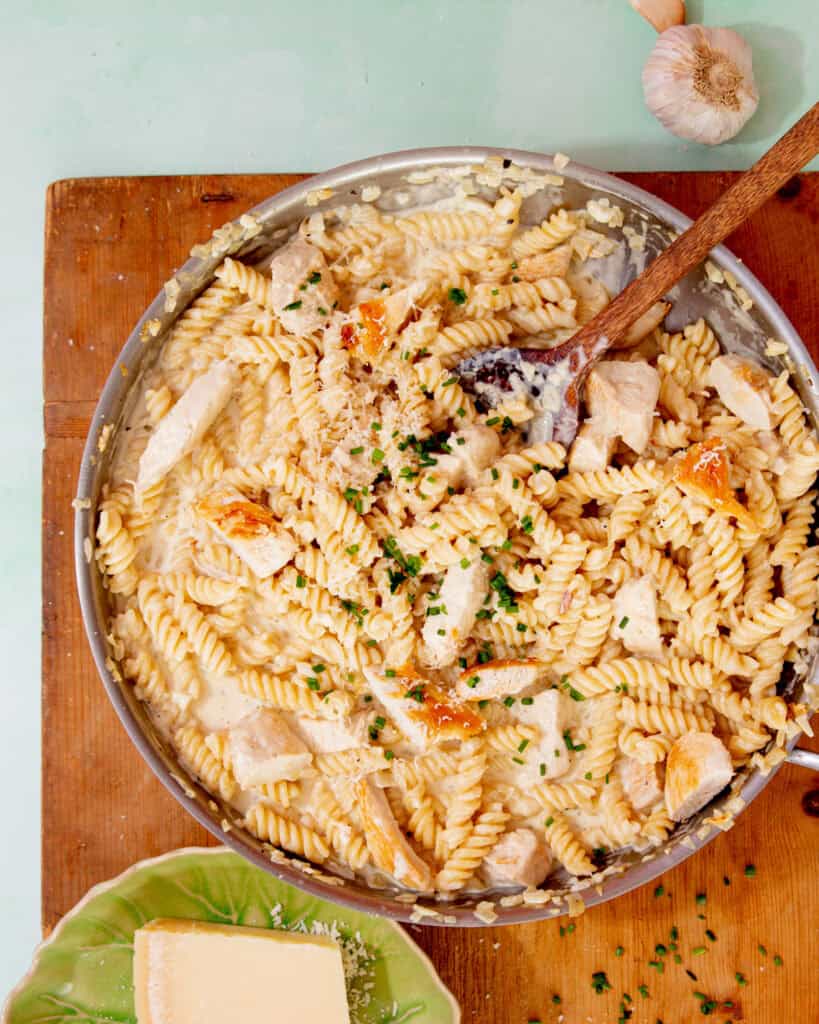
[2, 0, 817, 1002]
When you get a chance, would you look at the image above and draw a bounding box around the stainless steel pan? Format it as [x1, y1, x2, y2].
[74, 148, 819, 925]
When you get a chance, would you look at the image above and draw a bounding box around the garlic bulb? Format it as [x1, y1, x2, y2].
[642, 25, 759, 145]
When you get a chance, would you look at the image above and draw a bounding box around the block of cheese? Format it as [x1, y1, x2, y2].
[134, 919, 350, 1024]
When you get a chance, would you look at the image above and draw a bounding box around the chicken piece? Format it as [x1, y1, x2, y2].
[196, 487, 297, 578]
[295, 713, 369, 754]
[364, 669, 484, 750]
[227, 709, 312, 787]
[612, 576, 663, 660]
[674, 439, 756, 530]
[516, 244, 573, 282]
[614, 301, 670, 350]
[136, 360, 238, 492]
[452, 425, 501, 487]
[341, 286, 418, 362]
[267, 236, 338, 335]
[482, 827, 553, 889]
[428, 425, 501, 493]
[568, 423, 617, 473]
[665, 731, 733, 821]
[421, 559, 488, 669]
[455, 658, 544, 702]
[619, 757, 663, 813]
[756, 431, 788, 475]
[586, 360, 660, 454]
[707, 355, 774, 431]
[354, 778, 432, 891]
[510, 688, 568, 781]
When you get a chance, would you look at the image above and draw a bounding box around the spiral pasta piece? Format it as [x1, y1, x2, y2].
[618, 696, 714, 737]
[436, 803, 509, 891]
[511, 209, 580, 259]
[544, 811, 595, 876]
[245, 803, 329, 863]
[617, 727, 673, 765]
[309, 782, 370, 869]
[175, 724, 237, 800]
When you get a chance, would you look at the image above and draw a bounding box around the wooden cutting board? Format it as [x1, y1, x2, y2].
[43, 171, 819, 1022]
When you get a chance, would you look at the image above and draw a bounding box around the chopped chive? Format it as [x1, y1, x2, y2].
[735, 972, 747, 986]
[460, 557, 471, 569]
[773, 955, 783, 966]
[648, 960, 664, 973]
[283, 299, 302, 310]
[371, 448, 385, 464]
[638, 984, 649, 998]
[448, 287, 467, 305]
[545, 816, 554, 827]
[695, 892, 706, 905]
[758, 944, 767, 956]
[673, 954, 682, 963]
[295, 574, 306, 589]
[618, 616, 630, 629]
[491, 467, 499, 480]
[591, 971, 611, 994]
[346, 544, 360, 556]
[385, 668, 396, 677]
[518, 739, 530, 753]
[384, 750, 395, 761]
[655, 944, 667, 956]
[744, 863, 756, 877]
[350, 446, 364, 455]
[521, 696, 534, 705]
[503, 696, 516, 707]
[539, 763, 546, 776]
[615, 945, 624, 957]
[307, 270, 321, 284]
[670, 926, 679, 941]
[692, 946, 707, 956]
[486, 416, 500, 427]
[371, 421, 381, 431]
[654, 884, 665, 898]
[305, 677, 320, 690]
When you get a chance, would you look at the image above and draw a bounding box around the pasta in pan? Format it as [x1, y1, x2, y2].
[98, 170, 818, 898]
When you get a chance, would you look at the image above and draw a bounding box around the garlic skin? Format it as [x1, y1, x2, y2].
[630, 0, 685, 35]
[642, 25, 759, 145]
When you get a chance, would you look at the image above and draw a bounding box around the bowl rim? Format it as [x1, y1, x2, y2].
[74, 145, 816, 926]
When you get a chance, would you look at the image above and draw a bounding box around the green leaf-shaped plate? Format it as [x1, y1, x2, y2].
[2, 847, 459, 1023]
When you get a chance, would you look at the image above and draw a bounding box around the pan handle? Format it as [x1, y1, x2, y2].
[787, 747, 819, 772]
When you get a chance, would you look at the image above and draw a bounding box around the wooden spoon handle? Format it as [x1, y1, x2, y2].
[572, 101, 819, 356]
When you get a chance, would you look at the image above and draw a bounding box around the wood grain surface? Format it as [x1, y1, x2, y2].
[43, 171, 819, 1022]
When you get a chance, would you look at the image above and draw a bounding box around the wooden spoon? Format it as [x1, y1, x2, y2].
[456, 101, 819, 446]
